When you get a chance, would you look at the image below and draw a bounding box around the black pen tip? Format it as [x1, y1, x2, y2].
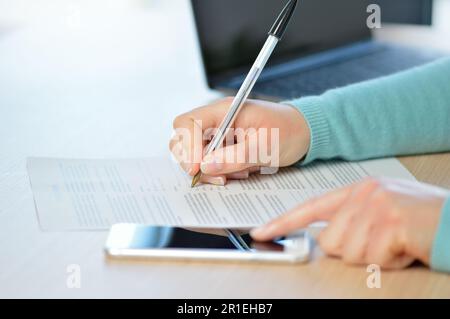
[268, 0, 298, 40]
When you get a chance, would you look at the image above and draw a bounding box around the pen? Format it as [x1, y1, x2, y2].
[191, 0, 298, 187]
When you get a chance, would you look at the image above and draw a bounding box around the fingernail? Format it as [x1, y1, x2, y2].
[208, 176, 226, 186]
[228, 171, 249, 179]
[201, 155, 223, 173]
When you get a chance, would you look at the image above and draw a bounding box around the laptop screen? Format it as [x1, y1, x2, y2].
[191, 0, 372, 86]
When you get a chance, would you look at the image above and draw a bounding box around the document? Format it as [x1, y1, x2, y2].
[27, 157, 416, 230]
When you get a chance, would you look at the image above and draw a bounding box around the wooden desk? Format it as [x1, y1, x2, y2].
[0, 2, 449, 298]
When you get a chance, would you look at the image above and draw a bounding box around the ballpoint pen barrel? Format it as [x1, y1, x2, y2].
[191, 36, 279, 188]
[206, 35, 279, 154]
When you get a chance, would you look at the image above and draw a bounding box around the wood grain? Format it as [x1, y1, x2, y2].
[400, 153, 450, 189]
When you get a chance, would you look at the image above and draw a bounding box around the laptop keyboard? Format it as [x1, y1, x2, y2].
[250, 45, 445, 100]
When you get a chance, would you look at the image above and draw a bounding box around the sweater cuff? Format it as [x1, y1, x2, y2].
[285, 96, 331, 165]
[431, 197, 450, 273]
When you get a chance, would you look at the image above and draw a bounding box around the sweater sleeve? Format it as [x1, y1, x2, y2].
[288, 57, 450, 164]
[288, 57, 450, 273]
[431, 198, 450, 273]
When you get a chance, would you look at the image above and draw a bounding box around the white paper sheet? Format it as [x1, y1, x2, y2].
[27, 157, 416, 230]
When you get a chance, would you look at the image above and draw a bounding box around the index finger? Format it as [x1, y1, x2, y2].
[250, 185, 354, 241]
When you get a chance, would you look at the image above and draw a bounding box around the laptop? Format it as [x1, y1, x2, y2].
[191, 0, 443, 100]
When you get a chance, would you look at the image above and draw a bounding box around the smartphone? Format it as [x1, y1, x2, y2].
[105, 223, 311, 264]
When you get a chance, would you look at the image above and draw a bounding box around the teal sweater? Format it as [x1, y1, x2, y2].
[289, 57, 450, 273]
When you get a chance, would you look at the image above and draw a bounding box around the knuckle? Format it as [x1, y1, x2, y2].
[169, 138, 184, 155]
[173, 114, 186, 129]
[168, 138, 177, 152]
[384, 209, 403, 228]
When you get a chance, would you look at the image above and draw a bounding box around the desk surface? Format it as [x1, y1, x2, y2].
[1, 2, 449, 298]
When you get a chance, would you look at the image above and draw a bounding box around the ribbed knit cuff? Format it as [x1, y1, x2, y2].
[283, 96, 331, 165]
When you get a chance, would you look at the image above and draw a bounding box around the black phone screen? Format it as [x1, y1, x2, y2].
[105, 224, 300, 252]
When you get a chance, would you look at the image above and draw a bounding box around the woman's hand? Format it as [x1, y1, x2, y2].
[169, 97, 310, 185]
[251, 178, 448, 269]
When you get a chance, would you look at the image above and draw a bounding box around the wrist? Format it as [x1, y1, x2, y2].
[404, 196, 446, 266]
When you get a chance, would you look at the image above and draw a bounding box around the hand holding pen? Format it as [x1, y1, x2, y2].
[191, 0, 298, 187]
